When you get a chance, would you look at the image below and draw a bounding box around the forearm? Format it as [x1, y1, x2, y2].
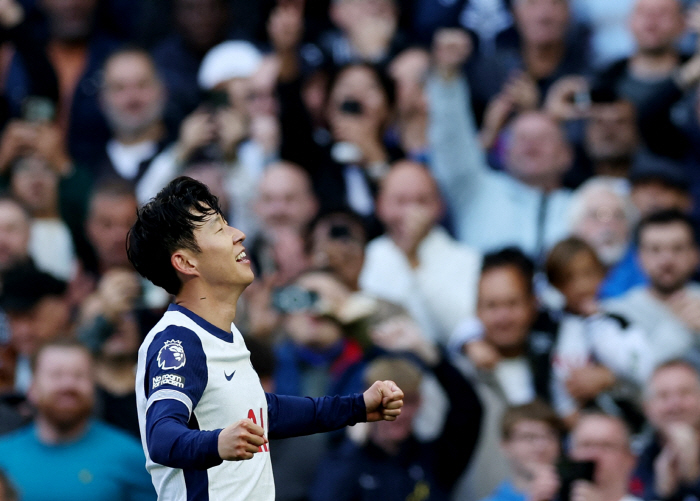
[146, 400, 222, 470]
[265, 393, 366, 439]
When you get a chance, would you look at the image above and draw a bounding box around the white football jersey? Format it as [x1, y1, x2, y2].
[135, 304, 274, 501]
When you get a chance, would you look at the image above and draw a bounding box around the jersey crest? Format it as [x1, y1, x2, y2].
[157, 339, 186, 370]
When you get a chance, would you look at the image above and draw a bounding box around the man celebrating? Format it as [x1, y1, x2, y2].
[126, 177, 404, 500]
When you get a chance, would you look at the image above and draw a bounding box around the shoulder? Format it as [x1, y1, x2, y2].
[0, 424, 34, 449]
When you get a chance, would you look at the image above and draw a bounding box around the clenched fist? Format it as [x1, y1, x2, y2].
[363, 380, 404, 422]
[218, 419, 268, 461]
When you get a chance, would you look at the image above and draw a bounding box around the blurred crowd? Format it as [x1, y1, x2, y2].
[4, 0, 700, 500]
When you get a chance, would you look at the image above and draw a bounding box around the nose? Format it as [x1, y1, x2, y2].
[230, 226, 246, 244]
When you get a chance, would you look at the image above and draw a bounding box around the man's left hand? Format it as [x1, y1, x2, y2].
[363, 380, 404, 422]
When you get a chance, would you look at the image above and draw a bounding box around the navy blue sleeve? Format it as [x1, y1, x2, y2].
[146, 399, 222, 470]
[265, 393, 367, 439]
[143, 326, 222, 469]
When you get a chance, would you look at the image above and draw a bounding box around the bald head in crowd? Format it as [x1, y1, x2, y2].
[506, 112, 572, 192]
[630, 0, 685, 56]
[376, 161, 443, 249]
[254, 162, 319, 235]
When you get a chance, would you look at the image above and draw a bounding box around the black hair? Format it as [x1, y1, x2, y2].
[326, 62, 396, 110]
[635, 209, 698, 247]
[481, 247, 535, 295]
[126, 176, 224, 295]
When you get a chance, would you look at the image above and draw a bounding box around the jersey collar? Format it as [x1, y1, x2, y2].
[167, 303, 234, 343]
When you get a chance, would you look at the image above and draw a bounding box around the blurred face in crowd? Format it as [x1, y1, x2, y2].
[506, 113, 572, 190]
[630, 0, 685, 54]
[631, 181, 692, 217]
[573, 188, 631, 266]
[254, 162, 319, 235]
[7, 296, 70, 357]
[174, 0, 228, 53]
[183, 163, 230, 217]
[377, 161, 442, 246]
[569, 415, 635, 489]
[330, 0, 397, 33]
[327, 65, 391, 132]
[638, 221, 699, 296]
[310, 214, 367, 291]
[513, 0, 570, 47]
[282, 272, 347, 350]
[646, 364, 700, 430]
[554, 249, 606, 316]
[101, 52, 166, 138]
[40, 0, 97, 42]
[0, 199, 30, 272]
[388, 48, 429, 117]
[10, 157, 60, 218]
[86, 191, 138, 271]
[502, 419, 560, 475]
[585, 102, 639, 169]
[477, 266, 537, 355]
[29, 345, 95, 434]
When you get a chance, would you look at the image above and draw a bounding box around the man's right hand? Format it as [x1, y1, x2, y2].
[218, 419, 267, 461]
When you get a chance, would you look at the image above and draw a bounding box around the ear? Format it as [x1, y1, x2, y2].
[171, 249, 199, 279]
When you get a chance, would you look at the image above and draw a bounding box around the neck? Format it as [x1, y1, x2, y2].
[523, 41, 565, 79]
[115, 122, 164, 146]
[35, 414, 88, 445]
[630, 49, 679, 79]
[32, 204, 60, 219]
[175, 282, 243, 332]
[496, 344, 526, 359]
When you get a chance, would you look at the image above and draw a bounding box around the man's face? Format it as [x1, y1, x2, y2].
[638, 222, 699, 295]
[513, 0, 570, 47]
[0, 200, 30, 272]
[630, 0, 684, 54]
[631, 181, 691, 217]
[10, 157, 59, 216]
[506, 114, 571, 189]
[8, 296, 71, 357]
[86, 194, 138, 271]
[101, 53, 166, 137]
[569, 415, 635, 488]
[331, 0, 397, 32]
[585, 102, 638, 166]
[478, 266, 537, 352]
[187, 213, 254, 290]
[254, 165, 318, 235]
[377, 163, 442, 246]
[40, 0, 97, 42]
[645, 365, 700, 430]
[573, 190, 631, 266]
[29, 346, 95, 432]
[502, 420, 560, 474]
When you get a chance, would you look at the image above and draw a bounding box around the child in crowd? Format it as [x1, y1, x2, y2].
[546, 237, 653, 425]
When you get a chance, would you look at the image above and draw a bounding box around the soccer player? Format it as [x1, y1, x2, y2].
[126, 177, 404, 500]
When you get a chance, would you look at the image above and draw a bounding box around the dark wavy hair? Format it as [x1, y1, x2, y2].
[126, 177, 223, 295]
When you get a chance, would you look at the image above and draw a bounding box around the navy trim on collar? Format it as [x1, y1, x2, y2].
[168, 303, 234, 343]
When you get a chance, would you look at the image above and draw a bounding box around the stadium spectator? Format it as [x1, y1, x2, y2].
[593, 0, 700, 159]
[545, 237, 653, 425]
[0, 196, 30, 274]
[0, 263, 70, 395]
[310, 322, 483, 501]
[0, 339, 156, 501]
[479, 400, 563, 501]
[568, 177, 645, 298]
[97, 48, 178, 204]
[568, 412, 640, 501]
[359, 161, 481, 346]
[632, 360, 700, 501]
[605, 210, 700, 362]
